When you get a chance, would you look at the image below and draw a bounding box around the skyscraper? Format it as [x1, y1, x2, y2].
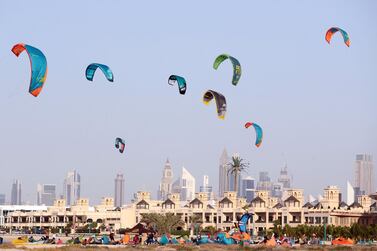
[180, 167, 196, 201]
[272, 182, 283, 198]
[37, 184, 56, 206]
[277, 165, 291, 189]
[257, 172, 272, 191]
[346, 181, 355, 205]
[200, 175, 214, 200]
[63, 170, 81, 206]
[241, 176, 255, 202]
[354, 154, 374, 195]
[114, 173, 125, 207]
[11, 179, 21, 205]
[229, 172, 241, 196]
[218, 149, 229, 197]
[0, 194, 5, 205]
[157, 159, 173, 200]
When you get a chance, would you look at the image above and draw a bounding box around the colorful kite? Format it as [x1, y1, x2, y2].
[115, 138, 125, 153]
[86, 63, 114, 82]
[238, 213, 253, 233]
[203, 90, 227, 119]
[168, 75, 186, 95]
[213, 54, 241, 86]
[12, 43, 48, 97]
[325, 27, 350, 47]
[245, 122, 263, 147]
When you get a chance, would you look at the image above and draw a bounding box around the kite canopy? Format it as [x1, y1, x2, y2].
[203, 90, 227, 119]
[325, 27, 350, 47]
[12, 43, 48, 97]
[86, 63, 114, 82]
[168, 75, 187, 95]
[213, 54, 241, 86]
[115, 137, 125, 153]
[245, 122, 263, 147]
[238, 213, 253, 233]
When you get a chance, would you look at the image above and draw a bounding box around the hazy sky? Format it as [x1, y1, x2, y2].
[0, 1, 376, 205]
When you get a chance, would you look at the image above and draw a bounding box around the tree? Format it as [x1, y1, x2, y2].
[189, 214, 203, 235]
[227, 155, 249, 195]
[140, 213, 184, 234]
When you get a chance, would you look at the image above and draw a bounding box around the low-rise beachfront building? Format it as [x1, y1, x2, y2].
[0, 186, 376, 234]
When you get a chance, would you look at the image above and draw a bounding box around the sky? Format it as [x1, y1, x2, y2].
[0, 0, 376, 205]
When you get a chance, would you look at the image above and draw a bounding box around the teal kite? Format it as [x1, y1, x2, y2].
[168, 75, 186, 95]
[213, 54, 241, 85]
[245, 122, 263, 147]
[86, 63, 114, 82]
[12, 43, 48, 97]
[203, 90, 227, 119]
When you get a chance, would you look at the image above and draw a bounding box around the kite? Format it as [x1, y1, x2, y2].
[86, 63, 114, 82]
[245, 122, 263, 147]
[168, 75, 186, 95]
[115, 138, 125, 153]
[325, 27, 350, 47]
[238, 213, 253, 233]
[11, 43, 48, 97]
[213, 54, 241, 86]
[203, 90, 227, 119]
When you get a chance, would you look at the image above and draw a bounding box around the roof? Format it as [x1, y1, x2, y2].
[370, 202, 377, 208]
[207, 204, 215, 209]
[250, 196, 265, 204]
[313, 202, 324, 209]
[162, 198, 175, 205]
[189, 198, 203, 205]
[303, 202, 314, 208]
[339, 201, 348, 208]
[0, 205, 48, 211]
[273, 203, 283, 209]
[349, 202, 363, 208]
[219, 197, 233, 204]
[136, 199, 149, 206]
[284, 195, 300, 203]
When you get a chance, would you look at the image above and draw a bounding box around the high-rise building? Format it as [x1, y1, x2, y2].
[354, 154, 374, 195]
[346, 181, 355, 205]
[157, 159, 173, 200]
[180, 167, 196, 201]
[0, 194, 5, 205]
[272, 182, 284, 198]
[241, 176, 255, 202]
[37, 184, 56, 206]
[114, 173, 125, 207]
[218, 149, 229, 197]
[11, 179, 21, 205]
[229, 172, 241, 196]
[257, 172, 272, 191]
[63, 170, 81, 206]
[277, 165, 291, 189]
[200, 175, 214, 200]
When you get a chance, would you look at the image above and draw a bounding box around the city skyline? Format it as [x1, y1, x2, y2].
[1, 153, 375, 205]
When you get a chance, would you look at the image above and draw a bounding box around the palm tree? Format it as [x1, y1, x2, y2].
[189, 214, 203, 235]
[227, 155, 249, 195]
[140, 213, 184, 234]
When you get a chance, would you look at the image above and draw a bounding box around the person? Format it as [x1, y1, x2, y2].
[133, 234, 139, 245]
[57, 238, 63, 245]
[109, 232, 115, 242]
[146, 232, 154, 245]
[28, 236, 35, 243]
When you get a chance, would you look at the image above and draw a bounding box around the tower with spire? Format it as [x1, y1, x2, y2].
[157, 159, 173, 200]
[278, 165, 291, 189]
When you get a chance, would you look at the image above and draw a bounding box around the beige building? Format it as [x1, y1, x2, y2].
[1, 186, 376, 235]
